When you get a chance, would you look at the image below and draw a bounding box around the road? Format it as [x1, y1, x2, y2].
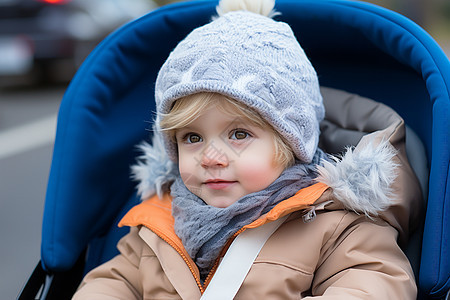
[0, 86, 64, 299]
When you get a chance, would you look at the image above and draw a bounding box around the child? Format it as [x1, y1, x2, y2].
[73, 0, 420, 298]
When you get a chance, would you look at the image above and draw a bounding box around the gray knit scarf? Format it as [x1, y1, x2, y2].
[171, 148, 327, 280]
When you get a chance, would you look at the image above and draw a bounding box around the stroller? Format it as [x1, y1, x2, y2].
[18, 0, 450, 299]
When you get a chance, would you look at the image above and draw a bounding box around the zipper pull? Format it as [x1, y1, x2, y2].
[302, 206, 316, 223]
[302, 200, 333, 223]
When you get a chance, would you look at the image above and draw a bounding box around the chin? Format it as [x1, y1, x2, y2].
[205, 197, 239, 208]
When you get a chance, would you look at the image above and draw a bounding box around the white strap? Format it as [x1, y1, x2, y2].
[200, 216, 288, 300]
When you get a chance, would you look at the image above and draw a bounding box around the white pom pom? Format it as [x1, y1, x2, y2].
[216, 0, 277, 17]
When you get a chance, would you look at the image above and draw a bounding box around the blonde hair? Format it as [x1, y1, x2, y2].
[160, 92, 295, 169]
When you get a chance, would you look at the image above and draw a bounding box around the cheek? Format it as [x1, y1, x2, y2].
[178, 150, 198, 185]
[178, 154, 204, 198]
[237, 146, 283, 192]
[178, 155, 189, 180]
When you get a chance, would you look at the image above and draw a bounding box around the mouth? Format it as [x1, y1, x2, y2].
[203, 179, 237, 190]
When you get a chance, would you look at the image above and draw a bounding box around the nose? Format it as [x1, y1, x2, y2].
[200, 142, 229, 168]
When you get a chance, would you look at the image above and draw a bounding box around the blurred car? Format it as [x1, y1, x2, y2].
[0, 0, 157, 85]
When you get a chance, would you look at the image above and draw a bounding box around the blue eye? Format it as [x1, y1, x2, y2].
[186, 133, 202, 143]
[230, 130, 250, 140]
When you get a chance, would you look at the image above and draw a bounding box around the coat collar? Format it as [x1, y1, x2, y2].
[119, 182, 329, 292]
[119, 182, 329, 231]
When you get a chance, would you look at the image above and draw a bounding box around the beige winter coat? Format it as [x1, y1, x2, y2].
[73, 88, 422, 299]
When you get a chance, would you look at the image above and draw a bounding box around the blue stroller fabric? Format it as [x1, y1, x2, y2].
[40, 0, 449, 297]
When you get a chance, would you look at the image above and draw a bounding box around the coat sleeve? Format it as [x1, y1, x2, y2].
[305, 215, 417, 299]
[72, 227, 144, 300]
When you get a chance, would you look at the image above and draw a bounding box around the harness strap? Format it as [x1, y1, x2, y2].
[200, 216, 288, 300]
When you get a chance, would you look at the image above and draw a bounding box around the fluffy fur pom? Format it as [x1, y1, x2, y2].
[216, 0, 278, 18]
[131, 129, 178, 200]
[316, 139, 399, 217]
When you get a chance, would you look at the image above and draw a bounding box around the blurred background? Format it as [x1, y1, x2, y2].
[0, 0, 449, 298]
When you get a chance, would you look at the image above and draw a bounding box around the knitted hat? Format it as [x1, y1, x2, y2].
[155, 0, 324, 163]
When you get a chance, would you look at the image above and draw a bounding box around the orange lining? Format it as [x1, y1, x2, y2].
[244, 182, 329, 229]
[119, 182, 329, 291]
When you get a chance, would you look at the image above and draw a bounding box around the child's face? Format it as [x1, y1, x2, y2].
[175, 101, 285, 208]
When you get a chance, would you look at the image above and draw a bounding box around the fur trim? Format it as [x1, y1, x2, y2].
[131, 129, 178, 200]
[316, 139, 399, 217]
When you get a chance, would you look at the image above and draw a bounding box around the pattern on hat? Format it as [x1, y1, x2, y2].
[155, 1, 324, 163]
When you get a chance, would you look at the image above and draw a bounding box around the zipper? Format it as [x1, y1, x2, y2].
[302, 200, 334, 223]
[149, 226, 205, 293]
[145, 225, 248, 293]
[202, 227, 247, 289]
[144, 200, 333, 293]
